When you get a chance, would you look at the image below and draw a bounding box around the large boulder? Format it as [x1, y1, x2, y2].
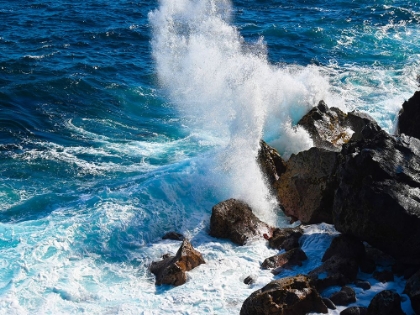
[329, 286, 356, 306]
[274, 147, 339, 224]
[366, 290, 406, 315]
[397, 91, 420, 139]
[268, 226, 303, 251]
[209, 199, 273, 245]
[257, 140, 287, 187]
[404, 268, 420, 314]
[298, 100, 377, 150]
[149, 239, 205, 286]
[333, 123, 420, 264]
[240, 275, 328, 315]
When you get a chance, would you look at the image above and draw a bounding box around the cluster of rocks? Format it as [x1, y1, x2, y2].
[149, 91, 420, 314]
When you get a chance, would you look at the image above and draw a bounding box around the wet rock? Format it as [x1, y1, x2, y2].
[333, 123, 420, 265]
[367, 290, 406, 315]
[267, 226, 303, 251]
[162, 231, 184, 241]
[373, 270, 394, 283]
[322, 297, 336, 310]
[354, 280, 371, 290]
[404, 268, 420, 314]
[209, 199, 273, 245]
[397, 91, 420, 139]
[322, 234, 366, 262]
[275, 147, 339, 224]
[257, 140, 287, 188]
[308, 255, 359, 291]
[149, 239, 205, 286]
[329, 286, 356, 306]
[340, 306, 367, 315]
[244, 276, 255, 285]
[262, 248, 307, 270]
[240, 275, 328, 315]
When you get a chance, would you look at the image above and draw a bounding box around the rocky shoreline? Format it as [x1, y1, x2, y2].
[151, 91, 420, 315]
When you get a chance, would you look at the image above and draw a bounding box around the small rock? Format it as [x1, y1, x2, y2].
[162, 231, 184, 241]
[329, 286, 356, 306]
[243, 276, 255, 285]
[322, 298, 336, 310]
[268, 226, 303, 251]
[240, 275, 328, 315]
[367, 290, 406, 315]
[373, 270, 394, 283]
[340, 306, 368, 315]
[150, 239, 205, 286]
[262, 248, 307, 270]
[354, 280, 371, 290]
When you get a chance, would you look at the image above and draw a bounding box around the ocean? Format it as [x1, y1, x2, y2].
[0, 0, 419, 314]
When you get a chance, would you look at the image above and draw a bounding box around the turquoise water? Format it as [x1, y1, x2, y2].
[0, 0, 419, 313]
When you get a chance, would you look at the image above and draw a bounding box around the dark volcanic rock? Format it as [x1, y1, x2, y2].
[308, 255, 359, 291]
[329, 286, 356, 306]
[333, 123, 420, 264]
[244, 276, 256, 285]
[359, 258, 376, 274]
[404, 268, 420, 314]
[322, 234, 366, 262]
[298, 100, 377, 150]
[162, 231, 184, 241]
[149, 239, 205, 286]
[240, 275, 328, 315]
[397, 91, 420, 139]
[257, 140, 287, 187]
[275, 147, 339, 224]
[209, 199, 273, 245]
[322, 298, 336, 310]
[367, 290, 406, 315]
[268, 226, 303, 251]
[354, 280, 371, 290]
[340, 306, 367, 315]
[262, 248, 307, 270]
[373, 270, 394, 283]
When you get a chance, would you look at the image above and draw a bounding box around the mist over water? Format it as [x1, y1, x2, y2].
[149, 0, 338, 221]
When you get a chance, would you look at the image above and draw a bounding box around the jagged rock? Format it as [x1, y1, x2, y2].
[367, 290, 406, 315]
[333, 123, 420, 265]
[268, 226, 303, 251]
[354, 280, 371, 290]
[244, 276, 255, 285]
[322, 298, 336, 310]
[308, 255, 359, 291]
[322, 234, 366, 262]
[340, 306, 367, 315]
[373, 270, 394, 283]
[275, 147, 339, 224]
[149, 239, 205, 286]
[262, 248, 307, 270]
[257, 140, 287, 187]
[162, 231, 184, 241]
[329, 286, 356, 306]
[209, 199, 273, 245]
[298, 100, 376, 150]
[397, 91, 420, 139]
[404, 268, 420, 314]
[240, 275, 328, 315]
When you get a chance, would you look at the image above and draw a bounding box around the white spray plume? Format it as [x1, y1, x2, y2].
[149, 0, 333, 223]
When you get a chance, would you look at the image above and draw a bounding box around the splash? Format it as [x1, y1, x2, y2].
[149, 0, 334, 222]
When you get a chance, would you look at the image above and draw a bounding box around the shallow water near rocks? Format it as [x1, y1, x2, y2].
[0, 0, 419, 313]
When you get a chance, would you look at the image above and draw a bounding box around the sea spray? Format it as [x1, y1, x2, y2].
[149, 0, 334, 223]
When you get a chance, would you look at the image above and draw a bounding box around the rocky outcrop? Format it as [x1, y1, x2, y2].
[261, 248, 307, 270]
[397, 91, 420, 139]
[297, 100, 376, 150]
[333, 124, 420, 264]
[149, 239, 205, 286]
[275, 147, 339, 224]
[404, 268, 420, 314]
[257, 140, 287, 187]
[209, 199, 273, 245]
[267, 226, 303, 251]
[367, 290, 406, 315]
[240, 275, 328, 315]
[322, 234, 366, 262]
[308, 255, 359, 291]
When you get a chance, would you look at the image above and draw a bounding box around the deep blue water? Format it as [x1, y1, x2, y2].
[0, 0, 419, 313]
